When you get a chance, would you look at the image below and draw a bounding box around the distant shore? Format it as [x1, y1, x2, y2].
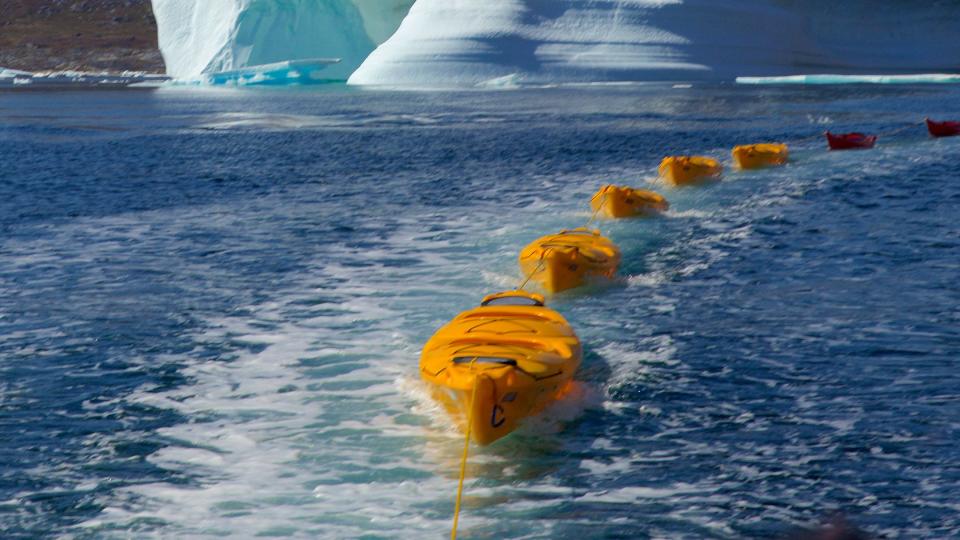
[0, 0, 163, 73]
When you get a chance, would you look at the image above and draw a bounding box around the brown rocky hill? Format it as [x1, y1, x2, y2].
[0, 0, 164, 72]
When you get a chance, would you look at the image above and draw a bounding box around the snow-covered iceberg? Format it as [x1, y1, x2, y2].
[152, 0, 414, 82]
[151, 0, 960, 86]
[351, 0, 960, 86]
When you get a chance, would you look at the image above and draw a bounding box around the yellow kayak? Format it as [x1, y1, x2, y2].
[518, 228, 621, 294]
[419, 290, 582, 445]
[590, 184, 669, 219]
[658, 156, 722, 186]
[731, 143, 789, 169]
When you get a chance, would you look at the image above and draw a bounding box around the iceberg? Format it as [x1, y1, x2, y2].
[150, 0, 960, 86]
[351, 0, 960, 86]
[151, 0, 414, 82]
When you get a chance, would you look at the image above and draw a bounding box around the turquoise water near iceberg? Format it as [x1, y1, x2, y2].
[1, 84, 959, 538]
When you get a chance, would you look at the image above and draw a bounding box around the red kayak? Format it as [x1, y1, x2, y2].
[926, 117, 960, 138]
[825, 131, 877, 150]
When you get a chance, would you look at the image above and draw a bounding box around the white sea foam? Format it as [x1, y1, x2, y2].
[195, 111, 491, 131]
[666, 209, 712, 219]
[576, 482, 704, 502]
[480, 269, 523, 291]
[97, 286, 455, 537]
[598, 336, 679, 403]
[72, 188, 610, 537]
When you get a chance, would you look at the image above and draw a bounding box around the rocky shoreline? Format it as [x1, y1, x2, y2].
[0, 0, 163, 73]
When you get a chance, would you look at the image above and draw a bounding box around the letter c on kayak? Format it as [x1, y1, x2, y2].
[491, 404, 506, 428]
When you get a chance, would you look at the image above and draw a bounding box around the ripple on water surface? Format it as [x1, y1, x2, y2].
[1, 85, 959, 538]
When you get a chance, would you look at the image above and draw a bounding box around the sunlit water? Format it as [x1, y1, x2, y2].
[1, 84, 959, 539]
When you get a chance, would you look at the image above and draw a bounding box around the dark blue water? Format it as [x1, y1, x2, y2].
[1, 84, 959, 539]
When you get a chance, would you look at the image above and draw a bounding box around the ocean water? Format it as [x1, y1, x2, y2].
[1, 84, 959, 539]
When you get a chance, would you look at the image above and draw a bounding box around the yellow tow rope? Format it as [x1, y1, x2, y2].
[451, 361, 480, 540]
[517, 247, 552, 291]
[584, 191, 607, 228]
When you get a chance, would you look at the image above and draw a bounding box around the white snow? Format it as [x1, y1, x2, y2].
[151, 0, 414, 81]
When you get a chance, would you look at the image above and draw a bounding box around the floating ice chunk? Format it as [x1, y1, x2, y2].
[0, 67, 33, 87]
[0, 67, 33, 78]
[0, 68, 169, 88]
[198, 58, 343, 87]
[475, 73, 523, 89]
[737, 74, 960, 85]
